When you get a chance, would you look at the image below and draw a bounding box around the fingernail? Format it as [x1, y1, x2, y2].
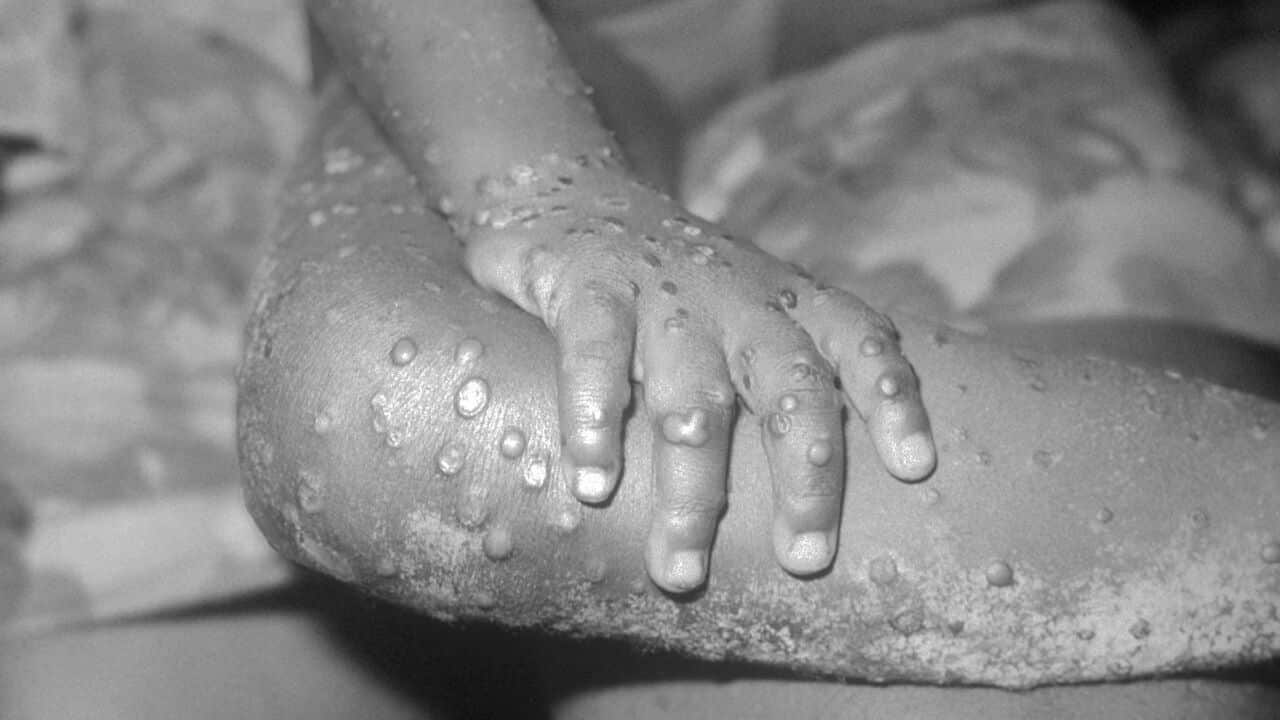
[574, 465, 613, 503]
[665, 551, 706, 591]
[786, 531, 833, 573]
[896, 431, 936, 480]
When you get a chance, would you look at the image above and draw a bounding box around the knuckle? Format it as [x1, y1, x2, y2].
[561, 340, 624, 371]
[696, 380, 738, 411]
[784, 473, 842, 503]
[663, 495, 727, 524]
[565, 404, 615, 435]
[647, 376, 735, 415]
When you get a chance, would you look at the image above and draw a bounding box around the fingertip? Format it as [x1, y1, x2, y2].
[662, 550, 708, 592]
[891, 430, 937, 482]
[566, 461, 619, 504]
[773, 522, 836, 576]
[869, 398, 936, 482]
[645, 536, 708, 593]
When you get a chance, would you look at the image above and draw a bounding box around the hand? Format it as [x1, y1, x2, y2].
[460, 155, 935, 592]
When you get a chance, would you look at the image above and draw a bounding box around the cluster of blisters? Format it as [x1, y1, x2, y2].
[390, 331, 572, 568]
[467, 151, 623, 232]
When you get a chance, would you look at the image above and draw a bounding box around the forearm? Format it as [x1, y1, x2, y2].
[307, 0, 621, 219]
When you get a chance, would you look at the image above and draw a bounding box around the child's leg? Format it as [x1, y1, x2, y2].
[238, 84, 1280, 688]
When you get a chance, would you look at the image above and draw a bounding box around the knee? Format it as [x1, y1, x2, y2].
[236, 208, 562, 583]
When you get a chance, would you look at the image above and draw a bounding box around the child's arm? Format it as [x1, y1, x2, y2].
[306, 0, 936, 592]
[238, 84, 1280, 684]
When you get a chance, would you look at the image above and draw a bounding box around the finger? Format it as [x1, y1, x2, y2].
[790, 286, 936, 481]
[552, 282, 637, 503]
[727, 314, 845, 576]
[640, 315, 735, 592]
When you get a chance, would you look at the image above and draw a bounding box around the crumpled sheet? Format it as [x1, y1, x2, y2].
[681, 0, 1280, 343]
[0, 0, 310, 635]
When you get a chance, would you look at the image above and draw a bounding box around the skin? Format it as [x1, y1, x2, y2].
[306, 0, 937, 593]
[237, 84, 1280, 687]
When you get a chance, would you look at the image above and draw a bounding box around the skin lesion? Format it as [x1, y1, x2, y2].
[238, 84, 1280, 687]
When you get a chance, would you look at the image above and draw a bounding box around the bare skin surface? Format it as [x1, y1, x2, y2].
[305, 0, 936, 592]
[238, 86, 1280, 688]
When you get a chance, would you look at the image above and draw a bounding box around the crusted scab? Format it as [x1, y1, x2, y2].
[1129, 619, 1152, 639]
[660, 280, 678, 295]
[524, 454, 550, 489]
[454, 337, 485, 365]
[551, 504, 582, 534]
[455, 377, 491, 418]
[777, 289, 798, 310]
[499, 427, 528, 459]
[509, 164, 538, 186]
[890, 607, 924, 636]
[767, 412, 792, 437]
[1032, 449, 1060, 470]
[297, 470, 325, 514]
[370, 393, 390, 434]
[1250, 419, 1271, 441]
[985, 560, 1015, 587]
[457, 485, 489, 528]
[323, 146, 364, 175]
[390, 336, 418, 366]
[436, 441, 467, 476]
[597, 193, 630, 211]
[1189, 508, 1211, 529]
[660, 409, 712, 448]
[600, 216, 627, 233]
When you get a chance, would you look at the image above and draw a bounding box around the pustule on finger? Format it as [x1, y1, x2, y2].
[775, 387, 842, 416]
[878, 373, 903, 399]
